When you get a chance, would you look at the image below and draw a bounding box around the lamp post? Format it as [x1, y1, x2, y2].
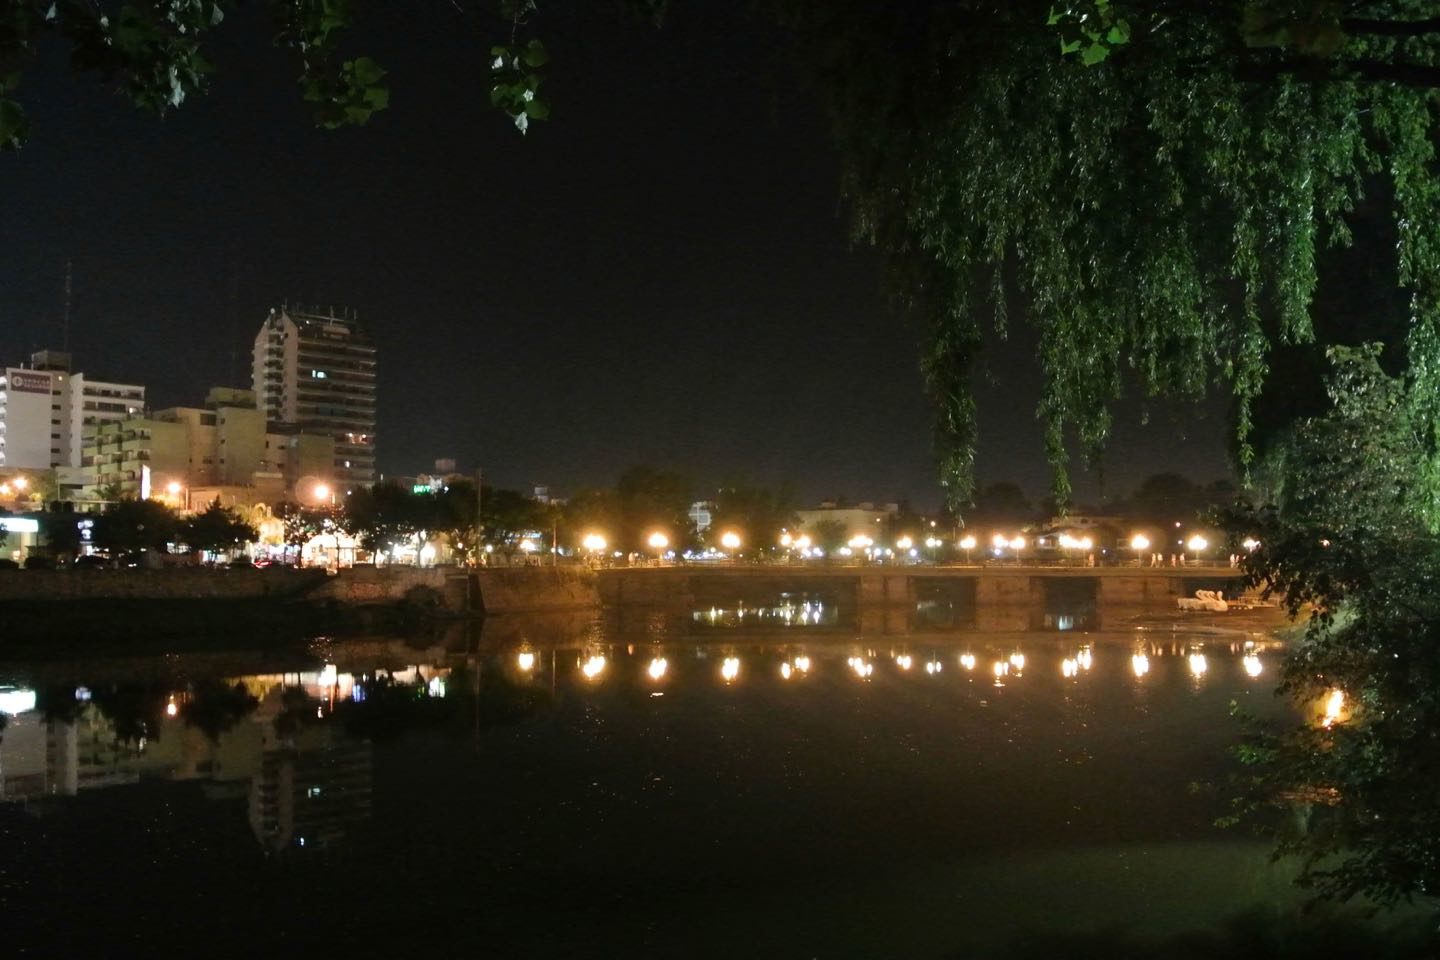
[959, 534, 976, 564]
[1186, 534, 1208, 566]
[720, 530, 741, 560]
[582, 532, 607, 567]
[647, 531, 669, 564]
[166, 480, 189, 513]
[1130, 533, 1150, 567]
[1009, 535, 1026, 565]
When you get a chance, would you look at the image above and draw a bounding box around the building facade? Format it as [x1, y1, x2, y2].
[81, 387, 335, 505]
[0, 349, 144, 474]
[252, 306, 376, 487]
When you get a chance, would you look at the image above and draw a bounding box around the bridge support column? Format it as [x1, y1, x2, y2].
[858, 572, 915, 606]
[974, 574, 1038, 631]
[1097, 575, 1179, 609]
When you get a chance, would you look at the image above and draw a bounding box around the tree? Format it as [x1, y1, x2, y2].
[273, 500, 341, 563]
[707, 482, 797, 554]
[40, 510, 83, 559]
[803, 517, 848, 553]
[784, 1, 1440, 511]
[1224, 345, 1440, 910]
[0, 0, 669, 149]
[345, 481, 424, 562]
[182, 498, 258, 557]
[966, 482, 1032, 527]
[91, 498, 178, 554]
[613, 465, 694, 554]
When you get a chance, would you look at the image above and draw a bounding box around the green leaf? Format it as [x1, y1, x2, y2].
[1059, 38, 1081, 55]
[1081, 42, 1109, 66]
[525, 98, 549, 120]
[0, 98, 29, 150]
[347, 56, 386, 87]
[1106, 20, 1130, 45]
[522, 38, 549, 68]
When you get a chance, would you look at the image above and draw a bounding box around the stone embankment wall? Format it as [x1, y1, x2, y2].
[475, 567, 599, 613]
[0, 568, 327, 603]
[0, 566, 601, 616]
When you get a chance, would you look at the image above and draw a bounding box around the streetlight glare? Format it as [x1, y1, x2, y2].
[12, 476, 28, 490]
[1009, 536, 1026, 551]
[313, 482, 332, 504]
[166, 481, 183, 495]
[959, 535, 977, 551]
[1130, 534, 1150, 551]
[582, 533, 607, 552]
[648, 531, 669, 550]
[720, 531, 741, 550]
[896, 535, 913, 550]
[1186, 534, 1208, 553]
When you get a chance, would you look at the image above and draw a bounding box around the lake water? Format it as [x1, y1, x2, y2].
[0, 612, 1407, 957]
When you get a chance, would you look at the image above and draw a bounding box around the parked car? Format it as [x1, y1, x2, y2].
[226, 557, 255, 569]
[72, 555, 109, 570]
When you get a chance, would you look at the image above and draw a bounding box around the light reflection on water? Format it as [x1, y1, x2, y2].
[0, 618, 1296, 956]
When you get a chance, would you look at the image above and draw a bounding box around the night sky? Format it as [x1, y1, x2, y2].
[1, 4, 1232, 507]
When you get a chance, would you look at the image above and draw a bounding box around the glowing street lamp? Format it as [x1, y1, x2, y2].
[166, 480, 189, 512]
[896, 535, 913, 551]
[1009, 536, 1026, 564]
[1130, 533, 1150, 567]
[12, 475, 28, 491]
[959, 534, 976, 564]
[779, 532, 794, 548]
[1186, 534, 1209, 565]
[582, 533, 607, 554]
[720, 531, 741, 553]
[647, 530, 669, 562]
[312, 482, 334, 506]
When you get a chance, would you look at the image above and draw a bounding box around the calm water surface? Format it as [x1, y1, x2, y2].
[0, 612, 1333, 957]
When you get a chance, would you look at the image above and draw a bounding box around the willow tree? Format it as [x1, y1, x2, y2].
[781, 0, 1440, 513]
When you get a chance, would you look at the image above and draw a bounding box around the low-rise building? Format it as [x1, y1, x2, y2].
[81, 387, 334, 506]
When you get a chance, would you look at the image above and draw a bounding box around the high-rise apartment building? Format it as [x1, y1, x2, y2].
[0, 349, 144, 473]
[252, 306, 376, 486]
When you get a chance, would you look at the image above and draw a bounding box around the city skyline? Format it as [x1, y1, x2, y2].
[0, 4, 1235, 507]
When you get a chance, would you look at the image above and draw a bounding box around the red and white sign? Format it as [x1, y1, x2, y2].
[7, 371, 52, 394]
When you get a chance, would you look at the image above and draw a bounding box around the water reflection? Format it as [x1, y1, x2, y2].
[0, 626, 1282, 858]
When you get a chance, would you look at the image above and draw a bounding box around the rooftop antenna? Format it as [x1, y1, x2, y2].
[62, 258, 72, 353]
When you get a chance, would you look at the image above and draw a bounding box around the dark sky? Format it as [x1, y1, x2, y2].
[0, 4, 1232, 508]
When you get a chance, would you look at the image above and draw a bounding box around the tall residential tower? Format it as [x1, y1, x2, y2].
[252, 306, 376, 486]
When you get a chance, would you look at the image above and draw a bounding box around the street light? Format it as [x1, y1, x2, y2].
[896, 535, 913, 551]
[647, 531, 669, 563]
[1186, 534, 1208, 565]
[959, 534, 976, 564]
[12, 475, 27, 491]
[312, 482, 334, 506]
[925, 536, 941, 563]
[1009, 536, 1026, 564]
[720, 531, 741, 553]
[166, 480, 189, 512]
[1130, 533, 1150, 567]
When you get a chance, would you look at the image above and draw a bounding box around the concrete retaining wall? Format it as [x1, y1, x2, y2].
[476, 567, 599, 613]
[0, 568, 327, 602]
